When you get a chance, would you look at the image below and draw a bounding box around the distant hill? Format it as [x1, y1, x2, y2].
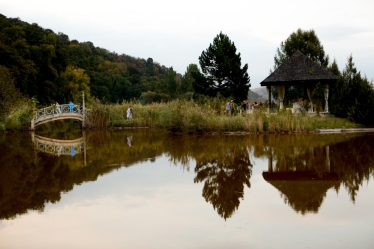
[251, 87, 267, 99]
[248, 89, 261, 99]
[248, 87, 267, 101]
[0, 14, 183, 105]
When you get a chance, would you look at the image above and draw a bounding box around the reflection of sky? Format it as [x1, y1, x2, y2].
[1, 155, 373, 249]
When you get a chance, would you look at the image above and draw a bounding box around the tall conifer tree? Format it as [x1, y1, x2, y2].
[193, 32, 250, 102]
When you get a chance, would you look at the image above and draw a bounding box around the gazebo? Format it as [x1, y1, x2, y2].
[262, 173, 340, 214]
[260, 51, 338, 112]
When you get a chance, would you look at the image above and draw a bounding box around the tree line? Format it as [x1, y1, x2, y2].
[1, 14, 373, 125]
[0, 14, 196, 108]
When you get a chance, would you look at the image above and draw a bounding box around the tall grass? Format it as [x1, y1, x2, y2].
[2, 100, 35, 131]
[84, 98, 361, 133]
[1, 97, 360, 132]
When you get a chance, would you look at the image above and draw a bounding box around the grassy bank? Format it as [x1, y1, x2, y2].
[1, 98, 361, 133]
[84, 99, 360, 133]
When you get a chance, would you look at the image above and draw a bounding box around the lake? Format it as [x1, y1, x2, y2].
[0, 129, 373, 249]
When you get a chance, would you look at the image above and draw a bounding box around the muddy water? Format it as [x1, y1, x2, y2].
[0, 130, 373, 249]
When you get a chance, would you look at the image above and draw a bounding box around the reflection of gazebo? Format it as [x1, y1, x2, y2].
[263, 145, 340, 214]
[260, 51, 338, 112]
[263, 178, 340, 214]
[263, 170, 340, 214]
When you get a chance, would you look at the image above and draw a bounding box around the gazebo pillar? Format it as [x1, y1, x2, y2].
[324, 84, 329, 112]
[277, 85, 285, 109]
[266, 86, 272, 113]
[325, 146, 330, 172]
[268, 152, 273, 173]
[306, 88, 314, 113]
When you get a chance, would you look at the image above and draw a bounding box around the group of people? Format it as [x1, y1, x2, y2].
[225, 100, 236, 115]
[55, 101, 83, 113]
[55, 101, 133, 119]
[252, 101, 262, 109]
[225, 100, 275, 116]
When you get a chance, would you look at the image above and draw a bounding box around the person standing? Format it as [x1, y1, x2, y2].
[127, 136, 133, 147]
[225, 101, 230, 115]
[126, 106, 133, 119]
[55, 102, 61, 113]
[68, 101, 74, 113]
[230, 100, 235, 115]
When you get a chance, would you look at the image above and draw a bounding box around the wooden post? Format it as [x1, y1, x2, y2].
[266, 86, 272, 113]
[324, 84, 329, 113]
[268, 152, 273, 173]
[83, 130, 87, 166]
[30, 116, 35, 130]
[325, 146, 330, 172]
[82, 92, 86, 129]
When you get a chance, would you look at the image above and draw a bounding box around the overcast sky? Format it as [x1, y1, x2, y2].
[1, 0, 374, 88]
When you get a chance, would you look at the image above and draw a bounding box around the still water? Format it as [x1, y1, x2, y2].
[0, 129, 373, 249]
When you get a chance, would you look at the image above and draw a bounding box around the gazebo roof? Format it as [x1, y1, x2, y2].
[262, 171, 340, 214]
[260, 51, 338, 86]
[265, 180, 339, 214]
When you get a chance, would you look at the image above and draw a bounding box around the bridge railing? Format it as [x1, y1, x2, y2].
[35, 141, 85, 156]
[34, 104, 82, 121]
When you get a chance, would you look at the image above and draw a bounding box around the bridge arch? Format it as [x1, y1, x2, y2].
[31, 133, 87, 166]
[31, 93, 86, 130]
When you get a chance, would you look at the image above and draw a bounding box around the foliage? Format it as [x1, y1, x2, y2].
[139, 91, 171, 105]
[59, 66, 91, 103]
[0, 14, 181, 106]
[193, 32, 250, 102]
[181, 64, 198, 94]
[4, 103, 35, 131]
[0, 65, 26, 121]
[311, 82, 325, 114]
[271, 29, 330, 104]
[330, 55, 374, 125]
[273, 29, 329, 70]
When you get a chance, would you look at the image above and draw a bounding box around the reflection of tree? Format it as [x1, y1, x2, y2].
[0, 129, 166, 219]
[2, 130, 374, 220]
[194, 146, 252, 220]
[330, 135, 374, 202]
[262, 133, 374, 214]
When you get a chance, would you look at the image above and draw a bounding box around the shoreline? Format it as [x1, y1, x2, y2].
[107, 127, 374, 135]
[3, 126, 374, 135]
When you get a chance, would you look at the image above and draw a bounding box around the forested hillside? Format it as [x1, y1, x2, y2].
[0, 14, 195, 105]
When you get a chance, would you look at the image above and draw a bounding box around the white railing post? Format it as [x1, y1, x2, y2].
[82, 92, 86, 129]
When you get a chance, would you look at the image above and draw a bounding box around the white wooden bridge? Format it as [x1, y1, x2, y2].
[31, 93, 86, 130]
[31, 133, 86, 157]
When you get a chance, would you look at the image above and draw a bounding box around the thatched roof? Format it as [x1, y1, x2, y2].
[263, 171, 340, 214]
[262, 171, 339, 181]
[266, 180, 339, 214]
[261, 51, 338, 86]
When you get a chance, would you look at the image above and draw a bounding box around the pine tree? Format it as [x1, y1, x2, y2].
[193, 32, 250, 102]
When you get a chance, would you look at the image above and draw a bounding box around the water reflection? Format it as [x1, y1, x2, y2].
[194, 144, 252, 220]
[0, 130, 373, 220]
[162, 135, 254, 219]
[263, 145, 340, 214]
[260, 134, 374, 214]
[32, 133, 86, 157]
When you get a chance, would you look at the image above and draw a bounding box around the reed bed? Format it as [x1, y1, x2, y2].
[84, 98, 361, 133]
